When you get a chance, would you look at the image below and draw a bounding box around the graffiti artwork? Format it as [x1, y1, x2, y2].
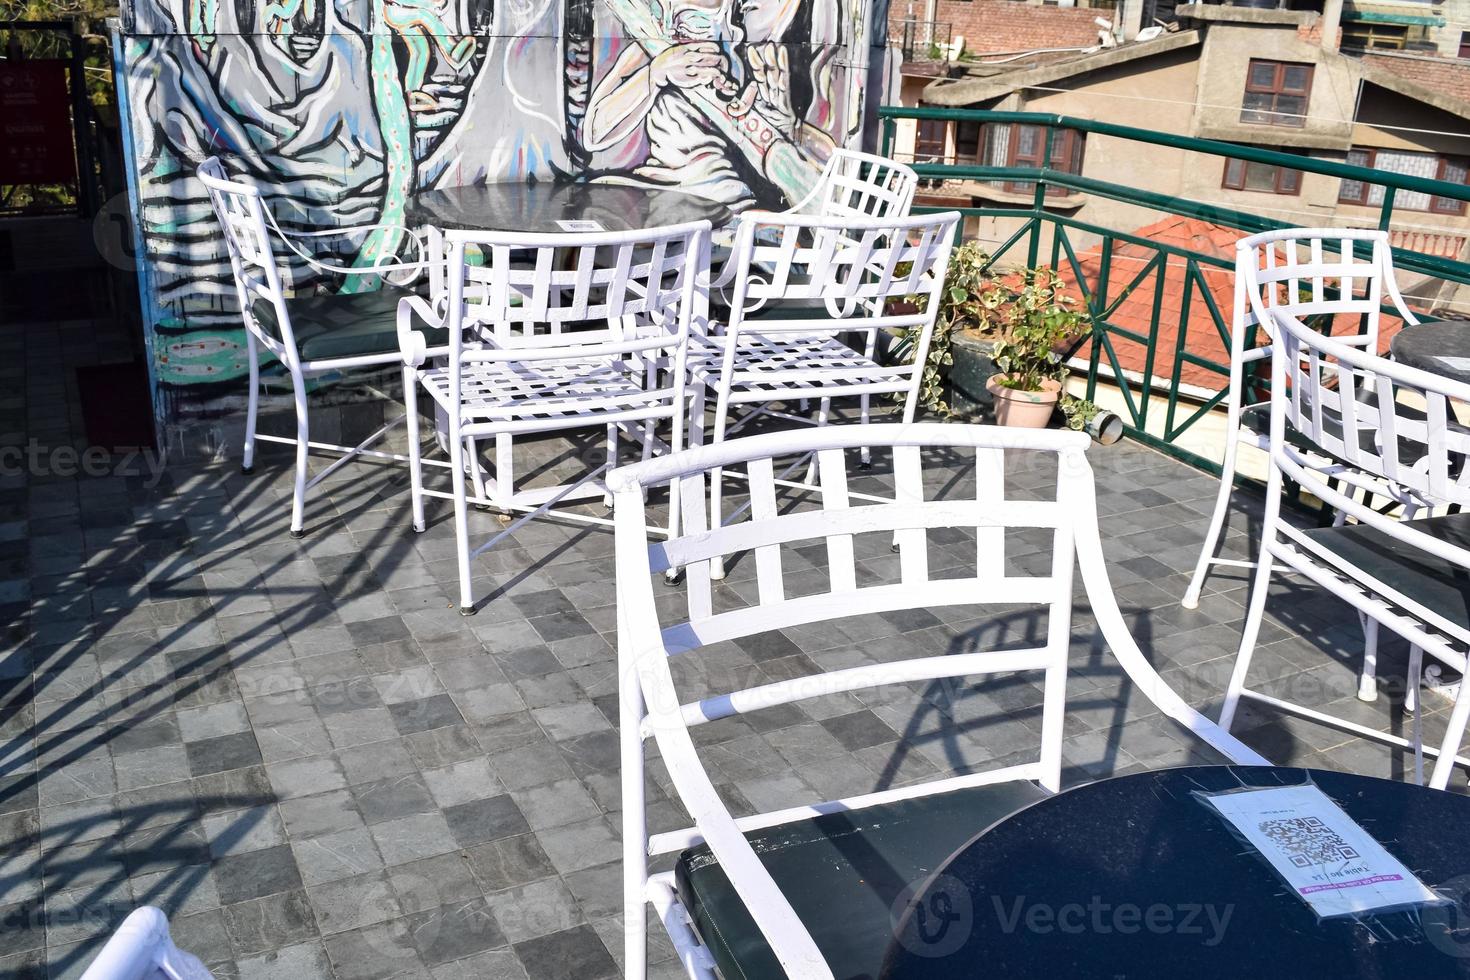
[113, 0, 879, 426]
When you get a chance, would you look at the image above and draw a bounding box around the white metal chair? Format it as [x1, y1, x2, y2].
[79, 907, 212, 980]
[611, 423, 1269, 980]
[198, 157, 446, 538]
[399, 221, 709, 614]
[1183, 227, 1419, 609]
[1218, 309, 1470, 789]
[785, 148, 919, 222]
[693, 211, 958, 579]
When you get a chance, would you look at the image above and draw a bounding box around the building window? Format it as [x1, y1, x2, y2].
[1222, 157, 1302, 195]
[1338, 147, 1469, 215]
[1458, 31, 1469, 59]
[1241, 59, 1312, 128]
[913, 119, 948, 164]
[1341, 22, 1409, 50]
[979, 123, 1085, 196]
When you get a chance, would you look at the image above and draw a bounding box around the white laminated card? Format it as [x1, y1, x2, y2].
[557, 219, 605, 232]
[1434, 355, 1470, 372]
[1203, 784, 1445, 919]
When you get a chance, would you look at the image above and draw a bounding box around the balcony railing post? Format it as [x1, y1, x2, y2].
[1377, 187, 1396, 233]
[1025, 128, 1055, 269]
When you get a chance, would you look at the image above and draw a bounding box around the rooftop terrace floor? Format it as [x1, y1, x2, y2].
[3, 305, 1462, 980]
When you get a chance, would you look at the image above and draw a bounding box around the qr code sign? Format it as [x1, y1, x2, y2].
[1259, 816, 1362, 867]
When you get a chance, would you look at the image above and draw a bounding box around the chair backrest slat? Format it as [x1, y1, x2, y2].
[816, 448, 857, 594]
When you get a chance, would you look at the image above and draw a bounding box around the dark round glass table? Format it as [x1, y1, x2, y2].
[882, 766, 1470, 979]
[1392, 321, 1470, 383]
[406, 181, 732, 234]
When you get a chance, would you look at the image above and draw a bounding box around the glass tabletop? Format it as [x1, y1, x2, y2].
[882, 766, 1470, 979]
[406, 182, 733, 235]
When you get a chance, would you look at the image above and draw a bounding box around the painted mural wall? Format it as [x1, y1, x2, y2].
[113, 0, 886, 428]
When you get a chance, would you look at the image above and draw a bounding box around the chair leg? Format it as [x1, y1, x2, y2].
[288, 370, 310, 538]
[1218, 549, 1276, 732]
[449, 429, 475, 615]
[1428, 668, 1470, 790]
[1357, 615, 1379, 702]
[1408, 644, 1424, 785]
[403, 367, 426, 534]
[242, 332, 260, 475]
[858, 393, 872, 468]
[708, 408, 730, 581]
[1183, 428, 1244, 609]
[620, 678, 649, 980]
[1405, 645, 1422, 714]
[468, 438, 490, 510]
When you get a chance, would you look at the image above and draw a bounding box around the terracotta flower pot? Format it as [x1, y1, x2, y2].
[985, 376, 1062, 428]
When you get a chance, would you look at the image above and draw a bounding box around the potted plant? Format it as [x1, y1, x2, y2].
[981, 268, 1091, 427]
[900, 245, 1092, 428]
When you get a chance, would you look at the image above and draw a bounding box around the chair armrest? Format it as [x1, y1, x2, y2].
[397, 294, 447, 366]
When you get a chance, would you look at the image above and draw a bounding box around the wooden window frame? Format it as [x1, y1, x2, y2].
[1000, 124, 1084, 196]
[1241, 59, 1313, 129]
[1337, 147, 1470, 215]
[1221, 157, 1302, 196]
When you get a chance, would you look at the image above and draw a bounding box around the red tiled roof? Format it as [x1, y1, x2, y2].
[1057, 216, 1412, 391]
[1361, 53, 1470, 106]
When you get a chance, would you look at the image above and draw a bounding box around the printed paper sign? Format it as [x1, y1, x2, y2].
[1202, 784, 1445, 918]
[557, 219, 605, 232]
[1435, 355, 1470, 372]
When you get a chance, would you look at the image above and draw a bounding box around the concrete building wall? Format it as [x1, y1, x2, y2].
[1191, 22, 1357, 148]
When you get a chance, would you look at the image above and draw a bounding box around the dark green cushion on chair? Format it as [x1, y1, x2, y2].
[674, 780, 1047, 980]
[1302, 511, 1470, 631]
[251, 285, 448, 361]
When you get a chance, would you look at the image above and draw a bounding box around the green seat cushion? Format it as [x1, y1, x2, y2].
[1303, 511, 1470, 631]
[675, 780, 1047, 980]
[251, 285, 447, 361]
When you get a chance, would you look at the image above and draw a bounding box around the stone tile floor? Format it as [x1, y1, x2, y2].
[3, 320, 1464, 980]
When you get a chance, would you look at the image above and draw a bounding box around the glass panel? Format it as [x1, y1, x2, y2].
[1249, 61, 1277, 88]
[1442, 158, 1468, 184]
[1015, 125, 1040, 160]
[1224, 158, 1244, 188]
[1274, 95, 1306, 125]
[1241, 91, 1274, 124]
[1244, 163, 1278, 192]
[1279, 168, 1302, 194]
[1282, 66, 1310, 92]
[1376, 149, 1436, 210]
[1339, 178, 1365, 202]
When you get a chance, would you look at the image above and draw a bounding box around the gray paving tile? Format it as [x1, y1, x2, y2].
[512, 923, 617, 980]
[370, 812, 459, 867]
[214, 844, 304, 905]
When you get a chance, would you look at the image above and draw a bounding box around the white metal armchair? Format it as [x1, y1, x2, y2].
[198, 157, 446, 538]
[1183, 227, 1419, 608]
[400, 221, 709, 614]
[1219, 310, 1470, 789]
[784, 148, 919, 222]
[612, 423, 1268, 980]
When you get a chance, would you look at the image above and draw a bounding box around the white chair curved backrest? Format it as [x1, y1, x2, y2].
[433, 221, 709, 439]
[80, 907, 213, 980]
[1236, 227, 1419, 360]
[716, 210, 958, 419]
[787, 148, 919, 222]
[1269, 311, 1470, 570]
[1182, 227, 1422, 609]
[611, 424, 1268, 979]
[196, 157, 298, 364]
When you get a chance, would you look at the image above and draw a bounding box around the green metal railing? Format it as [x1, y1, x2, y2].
[877, 107, 1470, 476]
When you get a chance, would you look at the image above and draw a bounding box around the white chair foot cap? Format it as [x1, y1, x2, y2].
[290, 528, 305, 539]
[664, 568, 684, 586]
[412, 523, 426, 534]
[1357, 678, 1379, 702]
[459, 605, 477, 617]
[1180, 593, 1200, 610]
